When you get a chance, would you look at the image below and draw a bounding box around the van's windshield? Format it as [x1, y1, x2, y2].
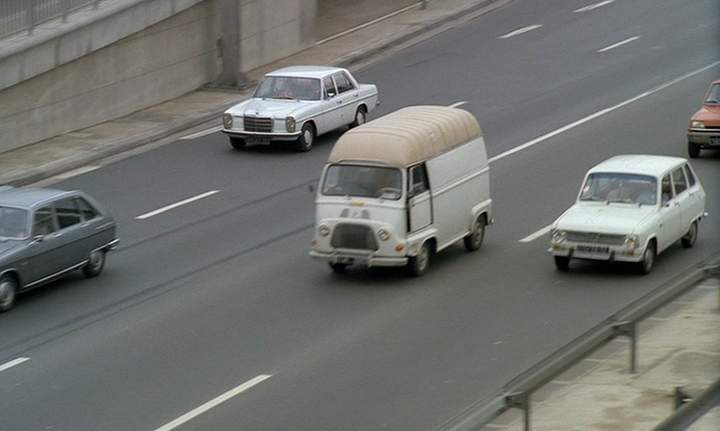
[322, 165, 403, 200]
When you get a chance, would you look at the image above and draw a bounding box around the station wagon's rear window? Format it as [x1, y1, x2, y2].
[322, 165, 402, 200]
[254, 77, 321, 101]
[0, 206, 29, 239]
[579, 173, 657, 206]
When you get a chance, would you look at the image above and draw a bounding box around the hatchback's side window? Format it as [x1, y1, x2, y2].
[333, 72, 355, 94]
[683, 164, 696, 187]
[409, 165, 429, 197]
[33, 206, 57, 236]
[75, 197, 99, 221]
[54, 198, 82, 230]
[661, 174, 673, 205]
[672, 168, 687, 195]
[323, 76, 336, 98]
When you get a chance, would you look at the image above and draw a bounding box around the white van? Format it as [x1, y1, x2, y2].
[310, 105, 492, 276]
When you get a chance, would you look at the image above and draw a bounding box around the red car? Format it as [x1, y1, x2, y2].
[687, 80, 720, 158]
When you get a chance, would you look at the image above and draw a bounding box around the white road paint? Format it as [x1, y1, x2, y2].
[0, 357, 30, 373]
[180, 126, 223, 140]
[489, 59, 720, 165]
[315, 2, 422, 45]
[137, 190, 220, 220]
[574, 0, 615, 13]
[519, 225, 553, 243]
[447, 101, 468, 108]
[153, 374, 272, 431]
[597, 36, 639, 53]
[499, 24, 543, 39]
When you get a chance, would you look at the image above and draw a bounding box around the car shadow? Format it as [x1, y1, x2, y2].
[230, 128, 347, 155]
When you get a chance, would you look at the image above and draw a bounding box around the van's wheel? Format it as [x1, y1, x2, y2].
[229, 137, 246, 151]
[0, 274, 18, 312]
[637, 241, 656, 275]
[688, 141, 700, 158]
[681, 221, 698, 248]
[295, 123, 315, 152]
[407, 242, 431, 277]
[554, 256, 570, 271]
[350, 106, 367, 128]
[83, 250, 106, 278]
[329, 262, 348, 273]
[464, 214, 486, 252]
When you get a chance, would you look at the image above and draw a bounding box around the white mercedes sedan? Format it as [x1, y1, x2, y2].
[549, 155, 706, 274]
[222, 66, 379, 152]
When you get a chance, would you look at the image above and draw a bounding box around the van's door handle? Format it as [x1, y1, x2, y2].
[52, 233, 63, 238]
[674, 202, 680, 207]
[353, 93, 359, 98]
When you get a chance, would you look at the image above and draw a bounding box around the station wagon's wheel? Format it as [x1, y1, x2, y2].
[681, 221, 698, 248]
[295, 123, 315, 152]
[407, 242, 431, 277]
[464, 214, 486, 252]
[83, 250, 106, 278]
[329, 262, 348, 273]
[638, 241, 656, 275]
[229, 137, 246, 151]
[0, 274, 18, 312]
[687, 141, 700, 158]
[554, 256, 570, 271]
[350, 106, 367, 128]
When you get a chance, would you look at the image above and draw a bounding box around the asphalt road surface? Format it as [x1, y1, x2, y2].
[1, 0, 719, 429]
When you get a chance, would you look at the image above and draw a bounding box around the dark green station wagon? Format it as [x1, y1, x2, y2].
[0, 187, 117, 312]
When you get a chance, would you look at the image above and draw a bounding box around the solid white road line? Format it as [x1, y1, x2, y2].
[54, 165, 100, 180]
[180, 126, 223, 140]
[0, 357, 30, 372]
[136, 190, 220, 220]
[574, 0, 615, 13]
[499, 24, 543, 39]
[448, 101, 468, 108]
[597, 36, 640, 53]
[153, 374, 272, 431]
[519, 225, 553, 243]
[315, 2, 421, 45]
[488, 59, 720, 165]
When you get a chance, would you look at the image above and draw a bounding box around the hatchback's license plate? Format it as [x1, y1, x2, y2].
[577, 245, 610, 254]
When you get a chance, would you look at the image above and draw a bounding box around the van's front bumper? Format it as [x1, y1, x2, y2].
[548, 243, 644, 263]
[310, 250, 408, 267]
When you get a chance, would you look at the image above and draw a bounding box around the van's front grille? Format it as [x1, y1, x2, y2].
[566, 231, 626, 246]
[331, 224, 378, 251]
[243, 116, 273, 133]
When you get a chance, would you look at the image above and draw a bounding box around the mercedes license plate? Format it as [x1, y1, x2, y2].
[247, 137, 271, 145]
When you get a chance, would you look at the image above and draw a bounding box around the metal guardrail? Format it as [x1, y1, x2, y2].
[438, 255, 720, 431]
[655, 377, 720, 431]
[0, 0, 101, 38]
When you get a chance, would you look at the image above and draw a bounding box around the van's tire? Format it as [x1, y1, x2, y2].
[407, 242, 430, 277]
[329, 262, 348, 273]
[464, 214, 486, 252]
[83, 250, 106, 278]
[688, 141, 701, 158]
[295, 123, 315, 152]
[554, 256, 570, 271]
[681, 221, 698, 248]
[229, 137, 246, 150]
[350, 106, 367, 128]
[0, 273, 18, 313]
[637, 241, 656, 275]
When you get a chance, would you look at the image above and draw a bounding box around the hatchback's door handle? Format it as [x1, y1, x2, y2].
[353, 93, 359, 98]
[336, 100, 342, 105]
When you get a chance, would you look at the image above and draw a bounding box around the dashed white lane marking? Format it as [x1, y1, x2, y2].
[448, 101, 468, 108]
[0, 357, 30, 373]
[574, 0, 615, 13]
[136, 190, 220, 220]
[499, 24, 543, 39]
[153, 374, 272, 431]
[519, 225, 553, 243]
[489, 59, 720, 165]
[180, 126, 223, 140]
[597, 36, 640, 53]
[54, 165, 100, 180]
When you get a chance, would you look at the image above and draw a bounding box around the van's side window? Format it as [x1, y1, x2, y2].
[409, 165, 429, 197]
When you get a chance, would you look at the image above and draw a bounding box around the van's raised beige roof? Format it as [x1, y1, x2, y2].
[328, 106, 482, 167]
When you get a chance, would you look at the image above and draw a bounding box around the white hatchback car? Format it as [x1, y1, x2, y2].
[549, 155, 706, 274]
[222, 66, 378, 152]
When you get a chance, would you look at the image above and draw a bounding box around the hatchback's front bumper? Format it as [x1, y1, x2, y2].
[548, 243, 644, 263]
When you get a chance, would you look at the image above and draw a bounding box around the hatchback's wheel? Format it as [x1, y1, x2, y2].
[350, 106, 367, 128]
[295, 123, 315, 152]
[407, 242, 431, 277]
[554, 256, 570, 271]
[681, 221, 698, 248]
[0, 274, 18, 313]
[229, 137, 246, 151]
[688, 141, 701, 158]
[638, 241, 656, 275]
[83, 250, 106, 278]
[464, 215, 486, 252]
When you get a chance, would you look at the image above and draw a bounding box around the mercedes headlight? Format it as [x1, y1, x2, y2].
[624, 234, 639, 250]
[551, 229, 566, 244]
[286, 116, 296, 133]
[691, 120, 705, 129]
[223, 113, 233, 129]
[377, 228, 390, 241]
[318, 224, 330, 237]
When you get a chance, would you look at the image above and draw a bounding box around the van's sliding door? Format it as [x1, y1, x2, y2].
[408, 164, 432, 232]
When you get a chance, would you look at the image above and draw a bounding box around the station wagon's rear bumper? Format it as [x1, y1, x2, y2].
[687, 129, 720, 148]
[548, 244, 644, 263]
[222, 129, 302, 141]
[310, 250, 407, 267]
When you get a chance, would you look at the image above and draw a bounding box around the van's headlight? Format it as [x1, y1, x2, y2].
[625, 235, 639, 250]
[691, 120, 705, 129]
[286, 116, 296, 133]
[318, 224, 330, 237]
[377, 228, 390, 241]
[551, 229, 566, 244]
[223, 113, 233, 129]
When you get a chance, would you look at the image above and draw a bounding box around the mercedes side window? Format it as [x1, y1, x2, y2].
[333, 72, 354, 94]
[323, 76, 336, 98]
[54, 198, 82, 230]
[33, 206, 57, 236]
[672, 168, 687, 195]
[683, 164, 696, 187]
[75, 197, 99, 221]
[661, 174, 674, 205]
[409, 165, 429, 197]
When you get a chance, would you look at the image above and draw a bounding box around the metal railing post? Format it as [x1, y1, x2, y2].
[613, 320, 638, 373]
[420, 0, 428, 10]
[507, 392, 531, 431]
[26, 0, 36, 35]
[62, 0, 71, 23]
[94, 0, 101, 10]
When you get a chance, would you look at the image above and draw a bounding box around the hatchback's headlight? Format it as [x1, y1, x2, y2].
[377, 228, 390, 241]
[223, 113, 233, 129]
[625, 235, 639, 250]
[551, 229, 566, 243]
[286, 116, 296, 133]
[318, 224, 330, 237]
[691, 120, 705, 129]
